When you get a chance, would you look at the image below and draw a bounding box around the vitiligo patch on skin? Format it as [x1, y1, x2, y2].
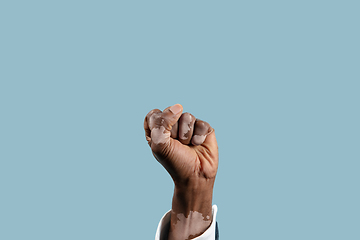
[191, 119, 211, 145]
[179, 114, 193, 140]
[148, 113, 162, 130]
[151, 126, 170, 145]
[191, 135, 207, 145]
[171, 210, 212, 240]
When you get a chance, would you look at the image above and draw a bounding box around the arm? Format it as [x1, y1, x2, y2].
[144, 104, 219, 240]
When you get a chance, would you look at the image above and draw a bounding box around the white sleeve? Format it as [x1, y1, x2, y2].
[155, 205, 218, 240]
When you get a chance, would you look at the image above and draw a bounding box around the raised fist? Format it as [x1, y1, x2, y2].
[144, 104, 219, 239]
[144, 104, 219, 185]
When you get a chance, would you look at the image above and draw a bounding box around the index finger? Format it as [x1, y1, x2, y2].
[144, 109, 162, 146]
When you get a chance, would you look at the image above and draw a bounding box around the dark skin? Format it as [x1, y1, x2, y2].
[144, 104, 219, 240]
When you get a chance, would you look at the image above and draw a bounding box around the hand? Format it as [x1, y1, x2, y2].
[144, 103, 218, 187]
[144, 104, 219, 240]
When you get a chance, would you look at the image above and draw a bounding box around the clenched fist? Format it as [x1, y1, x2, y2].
[144, 103, 218, 184]
[144, 104, 219, 240]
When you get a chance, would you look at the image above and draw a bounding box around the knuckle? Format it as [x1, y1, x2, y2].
[182, 112, 193, 120]
[196, 120, 207, 127]
[149, 113, 163, 129]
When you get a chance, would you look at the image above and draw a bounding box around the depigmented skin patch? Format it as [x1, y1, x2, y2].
[171, 210, 212, 240]
[179, 114, 193, 140]
[191, 135, 207, 145]
[191, 119, 211, 145]
[148, 112, 171, 145]
[149, 112, 163, 130]
[151, 126, 169, 145]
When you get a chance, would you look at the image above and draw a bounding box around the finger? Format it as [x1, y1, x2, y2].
[198, 129, 218, 178]
[191, 119, 212, 146]
[178, 112, 196, 145]
[150, 104, 183, 147]
[144, 109, 162, 145]
[145, 109, 162, 130]
[170, 122, 178, 139]
[160, 104, 183, 131]
[202, 128, 217, 155]
[162, 106, 179, 139]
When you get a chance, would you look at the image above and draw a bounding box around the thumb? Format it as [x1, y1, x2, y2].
[150, 104, 183, 146]
[162, 104, 183, 130]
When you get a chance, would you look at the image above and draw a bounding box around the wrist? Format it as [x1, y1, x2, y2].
[168, 178, 214, 240]
[173, 178, 214, 213]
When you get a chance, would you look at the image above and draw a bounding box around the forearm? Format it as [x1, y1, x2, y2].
[168, 179, 215, 240]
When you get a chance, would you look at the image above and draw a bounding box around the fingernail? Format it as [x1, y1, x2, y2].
[169, 104, 182, 115]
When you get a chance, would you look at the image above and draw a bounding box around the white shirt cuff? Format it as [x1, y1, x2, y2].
[155, 205, 218, 240]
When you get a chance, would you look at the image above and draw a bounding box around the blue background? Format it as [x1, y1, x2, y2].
[1, 1, 359, 239]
